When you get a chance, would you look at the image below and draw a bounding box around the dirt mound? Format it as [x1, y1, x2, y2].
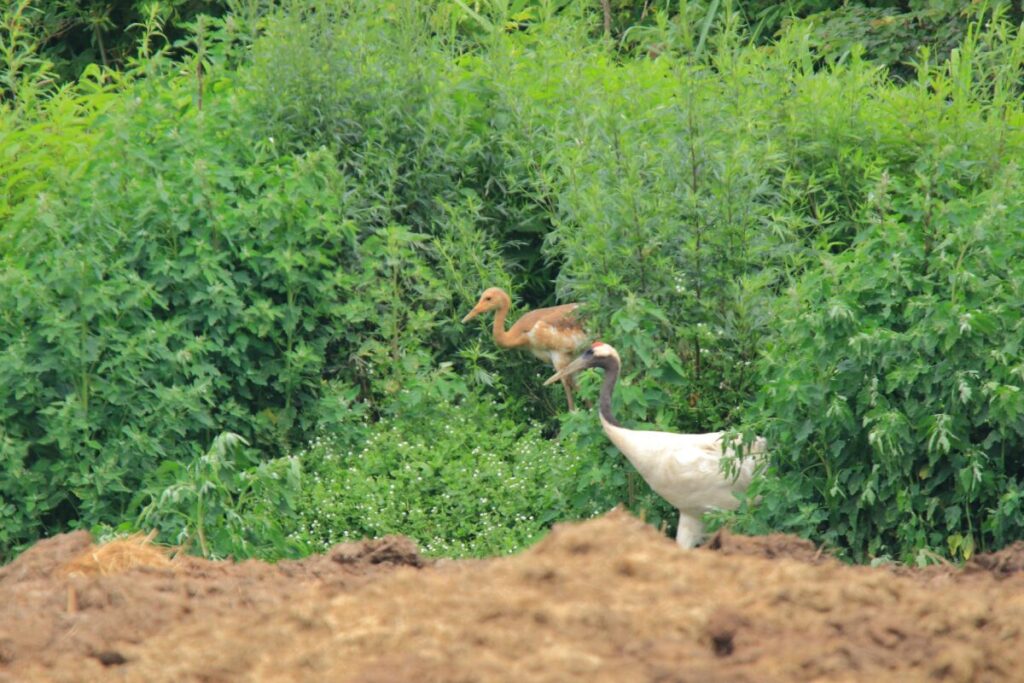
[3, 509, 1024, 682]
[702, 527, 833, 564]
[967, 542, 1024, 578]
[329, 534, 426, 569]
[0, 532, 428, 682]
[0, 530, 93, 584]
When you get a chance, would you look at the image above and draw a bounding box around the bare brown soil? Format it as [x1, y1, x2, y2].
[3, 508, 1024, 683]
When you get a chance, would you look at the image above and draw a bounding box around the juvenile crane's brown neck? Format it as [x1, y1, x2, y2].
[490, 295, 523, 348]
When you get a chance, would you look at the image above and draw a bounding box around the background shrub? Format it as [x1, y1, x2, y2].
[12, 0, 233, 82]
[132, 432, 304, 560]
[285, 387, 609, 557]
[732, 166, 1024, 563]
[0, 10, 511, 557]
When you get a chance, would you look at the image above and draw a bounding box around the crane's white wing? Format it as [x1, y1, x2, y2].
[601, 423, 765, 516]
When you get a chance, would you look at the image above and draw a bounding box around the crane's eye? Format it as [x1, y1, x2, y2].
[484, 296, 491, 301]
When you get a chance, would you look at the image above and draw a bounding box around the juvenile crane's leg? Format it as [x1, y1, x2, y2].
[675, 512, 705, 549]
[561, 375, 577, 412]
[551, 353, 577, 412]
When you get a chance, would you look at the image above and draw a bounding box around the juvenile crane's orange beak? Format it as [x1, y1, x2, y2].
[461, 306, 482, 324]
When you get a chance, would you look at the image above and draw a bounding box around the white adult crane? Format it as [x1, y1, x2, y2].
[546, 341, 767, 547]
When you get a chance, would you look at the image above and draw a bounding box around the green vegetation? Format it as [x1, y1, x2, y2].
[288, 392, 596, 558]
[8, 0, 232, 82]
[3, 0, 1024, 564]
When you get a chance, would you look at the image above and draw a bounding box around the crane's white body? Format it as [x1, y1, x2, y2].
[599, 415, 765, 547]
[545, 342, 767, 549]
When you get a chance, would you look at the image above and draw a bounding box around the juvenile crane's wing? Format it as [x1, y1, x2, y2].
[509, 301, 586, 354]
[526, 319, 589, 354]
[509, 300, 576, 328]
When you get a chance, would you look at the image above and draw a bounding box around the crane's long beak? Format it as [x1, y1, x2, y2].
[544, 355, 590, 386]
[461, 307, 481, 324]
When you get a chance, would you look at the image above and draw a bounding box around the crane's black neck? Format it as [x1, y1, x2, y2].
[595, 357, 622, 428]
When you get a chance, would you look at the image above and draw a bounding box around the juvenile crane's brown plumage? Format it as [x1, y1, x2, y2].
[462, 287, 589, 410]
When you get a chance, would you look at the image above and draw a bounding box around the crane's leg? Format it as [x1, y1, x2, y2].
[675, 512, 704, 549]
[560, 376, 576, 412]
[551, 352, 578, 412]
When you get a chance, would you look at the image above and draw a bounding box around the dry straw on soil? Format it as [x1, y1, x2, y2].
[58, 531, 175, 578]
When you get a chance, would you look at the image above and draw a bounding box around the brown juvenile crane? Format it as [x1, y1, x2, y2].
[461, 287, 589, 411]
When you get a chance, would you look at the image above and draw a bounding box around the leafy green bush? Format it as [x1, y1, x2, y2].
[0, 9, 517, 558]
[504, 17, 806, 436]
[245, 0, 566, 303]
[722, 12, 1024, 563]
[793, 4, 966, 80]
[736, 167, 1024, 563]
[0, 64, 356, 555]
[132, 432, 304, 560]
[14, 0, 234, 82]
[286, 386, 616, 557]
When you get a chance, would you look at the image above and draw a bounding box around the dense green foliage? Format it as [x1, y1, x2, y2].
[7, 0, 231, 82]
[133, 431, 304, 559]
[287, 392, 603, 557]
[736, 171, 1024, 562]
[12, 0, 1019, 86]
[725, 16, 1024, 562]
[4, 0, 1024, 564]
[1, 4, 515, 558]
[1, 67, 367, 552]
